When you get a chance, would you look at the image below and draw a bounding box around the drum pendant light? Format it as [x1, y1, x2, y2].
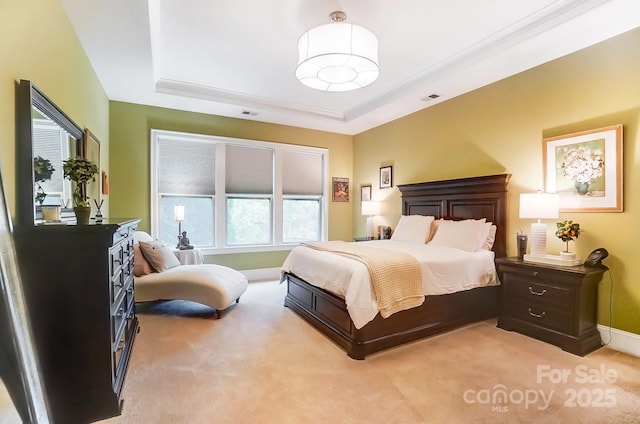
[296, 11, 379, 92]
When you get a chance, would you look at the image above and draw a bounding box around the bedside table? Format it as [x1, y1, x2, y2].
[495, 257, 607, 356]
[353, 236, 378, 242]
[173, 248, 204, 265]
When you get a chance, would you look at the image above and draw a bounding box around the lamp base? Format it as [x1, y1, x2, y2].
[524, 254, 581, 267]
[366, 216, 375, 238]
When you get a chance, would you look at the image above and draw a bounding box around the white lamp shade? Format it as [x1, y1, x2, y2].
[174, 204, 185, 221]
[519, 192, 559, 219]
[297, 18, 379, 92]
[361, 201, 381, 216]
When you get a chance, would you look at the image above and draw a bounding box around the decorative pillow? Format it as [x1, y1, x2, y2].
[139, 240, 181, 272]
[390, 215, 435, 243]
[133, 244, 156, 276]
[475, 222, 493, 251]
[428, 218, 488, 252]
[482, 224, 497, 251]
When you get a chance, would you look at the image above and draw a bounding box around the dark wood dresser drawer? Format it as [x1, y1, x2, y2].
[503, 275, 571, 308]
[503, 299, 571, 333]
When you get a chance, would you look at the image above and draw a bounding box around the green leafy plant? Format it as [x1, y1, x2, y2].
[63, 156, 98, 207]
[33, 155, 55, 205]
[555, 220, 580, 253]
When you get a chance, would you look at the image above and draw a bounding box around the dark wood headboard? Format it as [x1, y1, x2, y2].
[397, 174, 511, 258]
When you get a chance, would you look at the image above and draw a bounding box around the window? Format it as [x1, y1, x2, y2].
[151, 130, 328, 253]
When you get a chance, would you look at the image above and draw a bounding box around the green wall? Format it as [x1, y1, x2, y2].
[109, 102, 352, 269]
[353, 28, 640, 335]
[0, 0, 110, 219]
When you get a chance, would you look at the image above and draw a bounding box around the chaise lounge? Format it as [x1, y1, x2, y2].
[133, 231, 248, 318]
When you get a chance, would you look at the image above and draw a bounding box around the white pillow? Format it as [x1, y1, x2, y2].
[481, 224, 497, 251]
[428, 219, 488, 252]
[475, 222, 493, 251]
[139, 240, 181, 272]
[390, 215, 435, 243]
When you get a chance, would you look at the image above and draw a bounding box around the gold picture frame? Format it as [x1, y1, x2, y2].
[543, 124, 622, 212]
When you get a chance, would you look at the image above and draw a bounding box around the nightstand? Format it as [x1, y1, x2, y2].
[495, 257, 606, 356]
[353, 236, 378, 242]
[173, 248, 204, 265]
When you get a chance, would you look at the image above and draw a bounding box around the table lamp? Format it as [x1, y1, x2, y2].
[361, 201, 381, 239]
[519, 192, 559, 258]
[174, 203, 185, 248]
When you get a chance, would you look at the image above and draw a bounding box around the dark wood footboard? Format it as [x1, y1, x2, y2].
[284, 272, 500, 359]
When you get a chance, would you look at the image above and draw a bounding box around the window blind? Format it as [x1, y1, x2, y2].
[225, 144, 273, 194]
[282, 150, 324, 195]
[157, 139, 216, 195]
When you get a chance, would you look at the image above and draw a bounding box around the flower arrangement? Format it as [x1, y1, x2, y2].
[34, 155, 55, 205]
[555, 220, 580, 253]
[63, 156, 98, 207]
[558, 145, 604, 184]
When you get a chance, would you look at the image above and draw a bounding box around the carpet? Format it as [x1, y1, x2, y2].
[84, 281, 640, 423]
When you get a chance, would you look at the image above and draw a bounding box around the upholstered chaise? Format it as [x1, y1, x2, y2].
[133, 231, 248, 318]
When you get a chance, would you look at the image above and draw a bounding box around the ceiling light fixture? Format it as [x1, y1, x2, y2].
[296, 11, 379, 92]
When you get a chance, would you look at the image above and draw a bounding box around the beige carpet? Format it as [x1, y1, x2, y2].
[4, 281, 636, 423]
[91, 280, 639, 424]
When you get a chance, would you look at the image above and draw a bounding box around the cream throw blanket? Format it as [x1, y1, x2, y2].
[302, 241, 424, 318]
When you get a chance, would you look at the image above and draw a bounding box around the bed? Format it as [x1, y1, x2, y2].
[282, 173, 510, 359]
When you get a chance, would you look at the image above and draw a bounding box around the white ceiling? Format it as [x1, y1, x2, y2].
[60, 0, 640, 135]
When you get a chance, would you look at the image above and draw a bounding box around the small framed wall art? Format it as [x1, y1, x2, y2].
[361, 184, 372, 201]
[332, 177, 349, 202]
[379, 166, 393, 189]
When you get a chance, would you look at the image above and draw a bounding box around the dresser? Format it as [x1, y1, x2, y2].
[495, 257, 606, 356]
[13, 218, 140, 423]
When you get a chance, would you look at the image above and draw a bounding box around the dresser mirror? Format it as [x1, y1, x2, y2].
[16, 79, 83, 226]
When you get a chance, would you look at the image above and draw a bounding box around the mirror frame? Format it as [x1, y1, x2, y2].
[16, 80, 84, 226]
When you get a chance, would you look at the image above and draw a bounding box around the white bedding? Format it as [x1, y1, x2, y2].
[281, 240, 499, 329]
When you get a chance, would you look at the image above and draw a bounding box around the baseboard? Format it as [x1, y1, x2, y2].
[598, 325, 640, 357]
[241, 267, 281, 282]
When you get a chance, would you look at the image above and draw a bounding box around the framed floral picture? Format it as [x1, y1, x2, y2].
[543, 124, 622, 212]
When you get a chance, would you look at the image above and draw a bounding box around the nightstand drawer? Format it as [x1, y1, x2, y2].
[504, 275, 571, 307]
[504, 299, 571, 333]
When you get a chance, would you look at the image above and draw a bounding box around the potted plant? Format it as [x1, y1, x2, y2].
[63, 156, 98, 224]
[34, 155, 54, 205]
[555, 220, 580, 259]
[34, 155, 61, 221]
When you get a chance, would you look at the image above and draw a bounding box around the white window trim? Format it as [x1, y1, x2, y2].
[150, 129, 329, 254]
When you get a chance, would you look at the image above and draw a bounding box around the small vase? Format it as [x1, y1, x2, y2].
[574, 181, 590, 195]
[73, 206, 91, 225]
[41, 205, 61, 221]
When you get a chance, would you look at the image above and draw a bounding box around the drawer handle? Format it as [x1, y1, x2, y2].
[528, 308, 546, 318]
[528, 286, 547, 296]
[532, 271, 538, 277]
